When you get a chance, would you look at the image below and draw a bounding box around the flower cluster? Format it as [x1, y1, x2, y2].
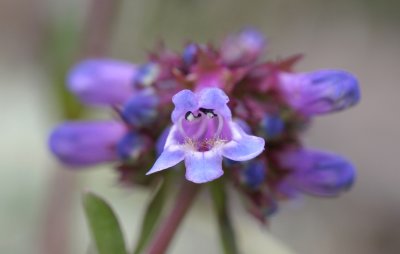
[49, 28, 360, 222]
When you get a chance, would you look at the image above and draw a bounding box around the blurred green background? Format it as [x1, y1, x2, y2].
[1, 0, 399, 253]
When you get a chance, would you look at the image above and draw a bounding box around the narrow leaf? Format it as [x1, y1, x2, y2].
[83, 192, 127, 254]
[210, 181, 240, 254]
[133, 177, 170, 254]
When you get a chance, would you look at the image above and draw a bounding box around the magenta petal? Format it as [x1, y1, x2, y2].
[49, 121, 126, 166]
[221, 122, 265, 161]
[68, 59, 137, 105]
[184, 150, 224, 183]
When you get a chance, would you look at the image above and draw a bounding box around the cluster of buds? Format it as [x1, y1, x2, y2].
[49, 28, 360, 223]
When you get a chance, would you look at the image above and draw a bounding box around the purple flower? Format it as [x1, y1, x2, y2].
[221, 28, 266, 66]
[117, 132, 150, 160]
[279, 70, 360, 115]
[182, 43, 198, 67]
[68, 59, 137, 105]
[133, 63, 160, 87]
[121, 89, 159, 127]
[241, 160, 267, 189]
[146, 88, 265, 183]
[48, 29, 360, 223]
[278, 148, 355, 197]
[260, 114, 285, 139]
[49, 121, 126, 166]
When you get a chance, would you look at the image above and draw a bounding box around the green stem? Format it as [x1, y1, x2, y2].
[210, 181, 240, 254]
[146, 180, 200, 254]
[133, 177, 171, 254]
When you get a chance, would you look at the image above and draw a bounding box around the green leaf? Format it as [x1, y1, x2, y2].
[210, 181, 240, 254]
[133, 177, 170, 254]
[83, 192, 127, 254]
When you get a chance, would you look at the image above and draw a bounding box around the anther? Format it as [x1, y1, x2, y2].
[199, 108, 217, 118]
[185, 111, 201, 121]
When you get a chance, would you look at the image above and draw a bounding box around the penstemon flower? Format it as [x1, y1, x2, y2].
[49, 28, 360, 225]
[146, 88, 265, 183]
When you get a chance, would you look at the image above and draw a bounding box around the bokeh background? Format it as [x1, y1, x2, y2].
[1, 0, 399, 253]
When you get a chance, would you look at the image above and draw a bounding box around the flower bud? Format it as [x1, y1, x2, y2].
[279, 70, 360, 115]
[117, 132, 150, 160]
[68, 59, 137, 105]
[241, 160, 267, 189]
[133, 63, 160, 87]
[49, 121, 126, 166]
[260, 114, 285, 139]
[221, 28, 266, 66]
[278, 149, 355, 196]
[182, 43, 198, 66]
[121, 90, 159, 127]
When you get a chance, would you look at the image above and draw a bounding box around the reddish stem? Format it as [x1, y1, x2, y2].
[146, 180, 200, 254]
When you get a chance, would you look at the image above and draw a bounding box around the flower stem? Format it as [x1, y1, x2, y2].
[146, 180, 200, 254]
[210, 181, 239, 254]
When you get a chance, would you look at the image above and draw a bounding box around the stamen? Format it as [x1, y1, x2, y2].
[179, 112, 208, 140]
[215, 114, 224, 139]
[178, 116, 188, 138]
[185, 111, 201, 121]
[206, 112, 215, 118]
[192, 115, 208, 140]
[199, 108, 217, 118]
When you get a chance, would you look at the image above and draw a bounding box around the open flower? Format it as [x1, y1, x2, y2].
[146, 88, 265, 183]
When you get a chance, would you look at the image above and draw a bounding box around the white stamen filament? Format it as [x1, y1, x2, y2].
[178, 110, 224, 147]
[215, 114, 224, 139]
[178, 116, 188, 138]
[192, 116, 208, 140]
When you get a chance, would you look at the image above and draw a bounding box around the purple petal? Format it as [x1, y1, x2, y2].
[280, 149, 356, 197]
[241, 159, 267, 189]
[146, 145, 185, 175]
[221, 122, 265, 161]
[197, 88, 232, 119]
[121, 89, 159, 127]
[260, 114, 285, 139]
[221, 28, 266, 66]
[234, 118, 252, 134]
[117, 132, 150, 160]
[279, 70, 360, 115]
[171, 89, 198, 123]
[133, 63, 160, 87]
[49, 121, 126, 166]
[156, 126, 171, 156]
[182, 43, 198, 66]
[184, 150, 224, 183]
[68, 59, 137, 105]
